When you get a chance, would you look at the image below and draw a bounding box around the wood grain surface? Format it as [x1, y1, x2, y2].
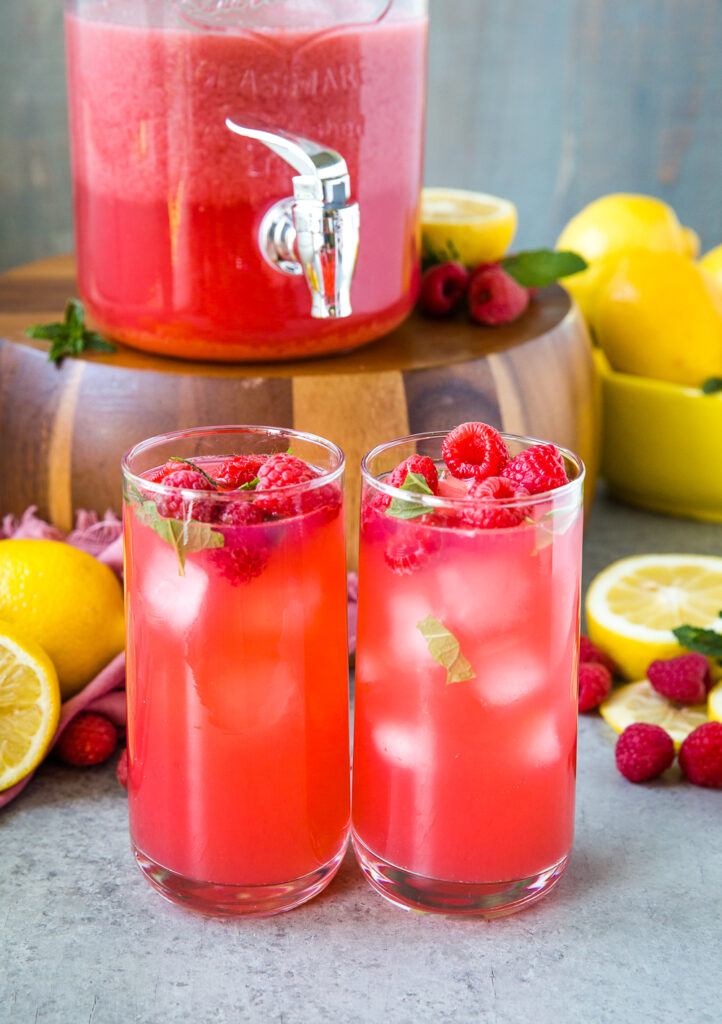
[2, 0, 721, 274]
[0, 255, 598, 566]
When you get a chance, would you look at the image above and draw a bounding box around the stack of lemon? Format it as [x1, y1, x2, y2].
[585, 553, 722, 745]
[556, 193, 722, 520]
[0, 540, 125, 792]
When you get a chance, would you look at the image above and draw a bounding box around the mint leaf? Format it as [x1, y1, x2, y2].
[239, 476, 259, 491]
[701, 377, 722, 395]
[417, 614, 475, 684]
[502, 249, 587, 288]
[127, 491, 224, 575]
[672, 620, 722, 659]
[385, 471, 434, 520]
[27, 298, 116, 364]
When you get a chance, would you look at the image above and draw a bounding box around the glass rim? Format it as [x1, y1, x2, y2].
[360, 429, 585, 510]
[121, 424, 345, 499]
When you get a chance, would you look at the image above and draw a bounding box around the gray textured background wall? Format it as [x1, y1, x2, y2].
[1, 0, 721, 273]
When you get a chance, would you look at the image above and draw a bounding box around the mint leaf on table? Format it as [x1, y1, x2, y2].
[672, 616, 722, 661]
[701, 377, 722, 395]
[385, 471, 434, 521]
[417, 614, 475, 684]
[26, 298, 115, 364]
[124, 484, 224, 575]
[502, 249, 587, 288]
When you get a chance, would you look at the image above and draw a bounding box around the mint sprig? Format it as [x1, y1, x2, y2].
[502, 249, 587, 288]
[672, 614, 722, 662]
[123, 481, 224, 575]
[168, 457, 219, 487]
[417, 614, 475, 684]
[385, 471, 434, 520]
[27, 299, 116, 364]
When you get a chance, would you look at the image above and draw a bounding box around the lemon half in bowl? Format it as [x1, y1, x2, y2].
[595, 349, 722, 522]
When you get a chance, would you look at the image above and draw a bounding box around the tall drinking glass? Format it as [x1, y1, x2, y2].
[352, 430, 584, 916]
[122, 426, 350, 915]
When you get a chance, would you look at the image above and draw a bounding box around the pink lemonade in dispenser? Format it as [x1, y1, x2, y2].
[65, 1, 428, 361]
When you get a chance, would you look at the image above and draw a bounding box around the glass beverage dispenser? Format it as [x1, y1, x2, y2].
[64, 1, 428, 361]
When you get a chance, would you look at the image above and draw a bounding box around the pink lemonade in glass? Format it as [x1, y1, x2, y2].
[122, 427, 350, 915]
[65, 1, 428, 361]
[352, 426, 584, 916]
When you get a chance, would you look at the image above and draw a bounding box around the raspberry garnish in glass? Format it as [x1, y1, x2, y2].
[122, 426, 349, 916]
[352, 422, 585, 916]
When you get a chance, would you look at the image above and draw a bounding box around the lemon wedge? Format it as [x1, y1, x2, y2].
[708, 680, 722, 723]
[585, 554, 722, 680]
[0, 620, 61, 791]
[600, 680, 707, 749]
[421, 187, 517, 268]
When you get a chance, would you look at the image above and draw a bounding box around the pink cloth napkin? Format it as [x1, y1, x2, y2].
[0, 508, 359, 809]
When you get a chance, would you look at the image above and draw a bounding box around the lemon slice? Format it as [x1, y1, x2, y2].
[709, 680, 722, 723]
[600, 680, 707, 749]
[585, 554, 722, 680]
[0, 621, 61, 791]
[421, 187, 517, 268]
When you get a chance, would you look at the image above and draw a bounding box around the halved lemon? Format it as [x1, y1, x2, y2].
[709, 680, 722, 723]
[585, 554, 722, 680]
[0, 620, 61, 791]
[600, 680, 707, 749]
[421, 187, 517, 268]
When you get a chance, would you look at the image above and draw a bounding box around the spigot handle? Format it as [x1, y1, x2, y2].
[225, 117, 351, 206]
[225, 117, 359, 320]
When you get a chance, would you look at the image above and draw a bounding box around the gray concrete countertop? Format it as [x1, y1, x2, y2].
[2, 489, 720, 1024]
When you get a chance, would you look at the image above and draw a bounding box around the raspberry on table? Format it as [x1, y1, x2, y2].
[467, 262, 530, 326]
[117, 747, 128, 789]
[614, 722, 675, 783]
[214, 454, 267, 490]
[56, 712, 118, 767]
[578, 662, 612, 712]
[501, 443, 569, 495]
[579, 635, 618, 676]
[678, 721, 722, 788]
[647, 653, 712, 705]
[441, 422, 510, 481]
[418, 261, 469, 317]
[463, 475, 530, 528]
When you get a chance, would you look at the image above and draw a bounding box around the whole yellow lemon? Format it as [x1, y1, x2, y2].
[0, 539, 125, 699]
[556, 193, 694, 320]
[591, 249, 722, 386]
[700, 244, 722, 291]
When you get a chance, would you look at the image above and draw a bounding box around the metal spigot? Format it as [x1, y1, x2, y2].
[226, 118, 360, 319]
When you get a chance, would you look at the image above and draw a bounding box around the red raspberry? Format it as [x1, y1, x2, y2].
[647, 653, 712, 704]
[56, 712, 118, 767]
[117, 747, 128, 789]
[501, 443, 569, 495]
[463, 475, 530, 528]
[145, 461, 181, 484]
[467, 263, 530, 326]
[578, 662, 612, 712]
[384, 526, 440, 575]
[614, 723, 675, 783]
[579, 635, 618, 676]
[153, 469, 216, 521]
[209, 531, 270, 585]
[213, 454, 267, 490]
[678, 722, 722, 788]
[388, 454, 439, 494]
[441, 422, 510, 481]
[418, 261, 470, 317]
[255, 453, 316, 517]
[214, 500, 265, 527]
